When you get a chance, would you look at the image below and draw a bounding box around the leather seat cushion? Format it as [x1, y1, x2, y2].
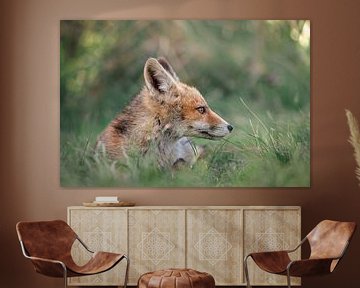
[138, 268, 215, 288]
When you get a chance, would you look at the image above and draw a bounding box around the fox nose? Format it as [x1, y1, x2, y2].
[227, 124, 233, 132]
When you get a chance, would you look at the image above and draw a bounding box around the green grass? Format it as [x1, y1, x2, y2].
[60, 99, 310, 187]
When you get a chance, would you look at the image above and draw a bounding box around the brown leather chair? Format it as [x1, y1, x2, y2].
[244, 220, 356, 288]
[16, 220, 129, 288]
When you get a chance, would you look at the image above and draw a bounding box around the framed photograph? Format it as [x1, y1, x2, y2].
[60, 20, 310, 187]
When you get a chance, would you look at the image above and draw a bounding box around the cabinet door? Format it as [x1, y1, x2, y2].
[68, 208, 127, 286]
[243, 208, 301, 286]
[187, 209, 243, 285]
[128, 209, 186, 284]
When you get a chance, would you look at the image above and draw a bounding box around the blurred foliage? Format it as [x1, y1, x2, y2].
[61, 20, 310, 133]
[60, 20, 310, 187]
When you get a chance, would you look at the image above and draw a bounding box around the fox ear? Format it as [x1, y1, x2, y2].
[144, 58, 176, 94]
[157, 57, 179, 82]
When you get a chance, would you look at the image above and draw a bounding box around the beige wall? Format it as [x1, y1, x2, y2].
[1, 0, 360, 287]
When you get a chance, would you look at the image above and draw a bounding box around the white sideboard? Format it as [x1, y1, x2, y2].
[67, 206, 301, 286]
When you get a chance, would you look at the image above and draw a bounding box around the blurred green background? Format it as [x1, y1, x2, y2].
[60, 20, 310, 187]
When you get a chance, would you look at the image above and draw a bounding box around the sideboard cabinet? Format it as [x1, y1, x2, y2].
[67, 206, 301, 286]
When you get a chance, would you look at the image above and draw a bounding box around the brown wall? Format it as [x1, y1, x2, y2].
[1, 0, 360, 287]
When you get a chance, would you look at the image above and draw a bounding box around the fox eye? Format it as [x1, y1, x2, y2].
[196, 106, 206, 114]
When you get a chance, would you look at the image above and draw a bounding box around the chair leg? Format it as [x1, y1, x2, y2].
[62, 264, 68, 288]
[286, 269, 291, 288]
[243, 255, 252, 288]
[123, 255, 130, 288]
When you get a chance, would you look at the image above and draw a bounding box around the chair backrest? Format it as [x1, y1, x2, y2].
[16, 220, 77, 261]
[307, 220, 356, 261]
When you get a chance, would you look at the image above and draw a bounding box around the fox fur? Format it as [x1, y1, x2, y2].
[96, 57, 233, 167]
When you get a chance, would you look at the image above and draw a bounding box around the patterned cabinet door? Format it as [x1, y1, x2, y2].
[128, 209, 186, 284]
[187, 209, 243, 285]
[244, 209, 301, 286]
[68, 208, 128, 286]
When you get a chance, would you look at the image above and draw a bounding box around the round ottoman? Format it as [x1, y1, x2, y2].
[138, 268, 215, 288]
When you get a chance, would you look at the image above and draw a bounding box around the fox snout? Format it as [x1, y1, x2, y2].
[189, 114, 233, 139]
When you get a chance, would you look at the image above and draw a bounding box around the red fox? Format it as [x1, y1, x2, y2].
[96, 57, 233, 167]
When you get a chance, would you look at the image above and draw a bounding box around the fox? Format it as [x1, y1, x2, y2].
[96, 57, 233, 167]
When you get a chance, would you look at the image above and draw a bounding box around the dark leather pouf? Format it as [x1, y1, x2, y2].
[138, 268, 215, 288]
